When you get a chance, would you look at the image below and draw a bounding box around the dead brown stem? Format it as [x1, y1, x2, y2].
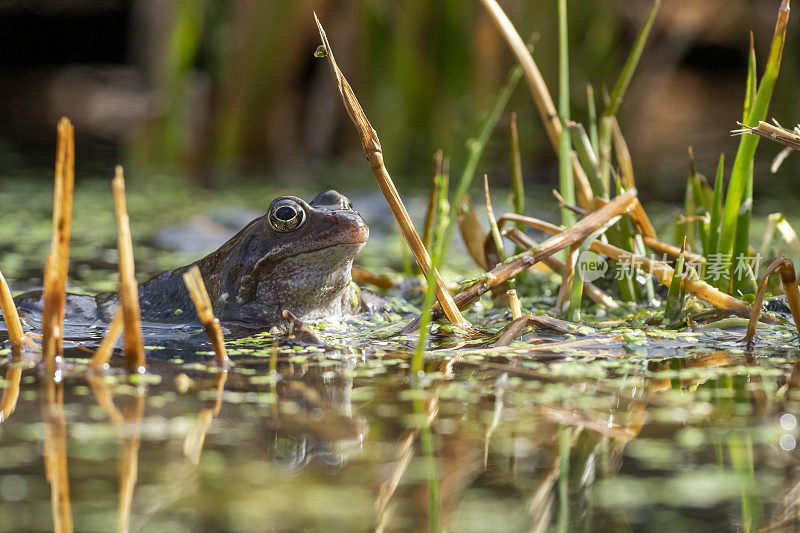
[314, 14, 467, 327]
[744, 257, 800, 343]
[42, 118, 75, 372]
[0, 268, 24, 349]
[112, 166, 146, 373]
[183, 265, 230, 367]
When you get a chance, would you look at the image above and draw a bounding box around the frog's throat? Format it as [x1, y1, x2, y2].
[235, 240, 364, 305]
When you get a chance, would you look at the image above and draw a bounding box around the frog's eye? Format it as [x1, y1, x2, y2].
[268, 199, 306, 233]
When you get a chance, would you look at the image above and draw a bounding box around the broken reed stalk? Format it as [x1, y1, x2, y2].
[479, 0, 592, 207]
[314, 14, 466, 327]
[0, 269, 24, 350]
[112, 166, 146, 373]
[507, 289, 521, 320]
[182, 266, 230, 367]
[436, 190, 638, 316]
[88, 308, 123, 371]
[500, 212, 770, 321]
[744, 257, 800, 343]
[734, 120, 800, 151]
[42, 118, 75, 372]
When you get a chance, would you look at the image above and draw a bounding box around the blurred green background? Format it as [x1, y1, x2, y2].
[0, 0, 798, 201]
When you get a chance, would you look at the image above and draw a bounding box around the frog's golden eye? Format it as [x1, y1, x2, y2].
[268, 199, 306, 232]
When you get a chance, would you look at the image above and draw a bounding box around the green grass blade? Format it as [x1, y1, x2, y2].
[664, 239, 686, 323]
[716, 0, 790, 291]
[743, 32, 757, 122]
[413, 172, 450, 373]
[558, 0, 575, 227]
[510, 112, 525, 233]
[599, 0, 661, 191]
[602, 0, 662, 119]
[704, 154, 725, 280]
[568, 122, 604, 194]
[732, 176, 755, 294]
[586, 84, 599, 156]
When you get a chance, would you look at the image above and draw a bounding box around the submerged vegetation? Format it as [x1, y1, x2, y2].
[4, 1, 800, 531]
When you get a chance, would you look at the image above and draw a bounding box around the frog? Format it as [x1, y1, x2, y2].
[15, 190, 373, 328]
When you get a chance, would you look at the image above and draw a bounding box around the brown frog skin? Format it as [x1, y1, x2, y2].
[16, 190, 370, 328]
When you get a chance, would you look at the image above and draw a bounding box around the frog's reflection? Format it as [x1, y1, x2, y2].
[174, 357, 368, 473]
[255, 361, 368, 472]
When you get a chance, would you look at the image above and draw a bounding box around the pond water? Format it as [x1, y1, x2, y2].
[1, 178, 799, 532]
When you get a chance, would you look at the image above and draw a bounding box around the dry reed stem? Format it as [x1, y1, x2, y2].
[744, 257, 800, 343]
[611, 117, 636, 189]
[734, 120, 800, 151]
[350, 266, 396, 290]
[183, 266, 229, 367]
[314, 14, 467, 327]
[443, 190, 638, 312]
[480, 0, 593, 208]
[501, 213, 767, 321]
[507, 289, 521, 319]
[0, 269, 24, 349]
[41, 382, 73, 533]
[42, 118, 75, 369]
[457, 196, 489, 271]
[88, 308, 123, 371]
[642, 236, 705, 264]
[503, 228, 617, 309]
[629, 199, 657, 240]
[112, 166, 146, 373]
[555, 245, 578, 313]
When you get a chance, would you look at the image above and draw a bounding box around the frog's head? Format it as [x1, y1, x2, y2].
[200, 190, 368, 324]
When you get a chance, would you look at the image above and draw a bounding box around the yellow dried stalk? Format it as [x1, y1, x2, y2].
[112, 166, 146, 373]
[610, 117, 636, 189]
[314, 14, 467, 327]
[42, 118, 75, 367]
[642, 236, 706, 265]
[0, 269, 24, 349]
[507, 289, 522, 320]
[88, 308, 123, 371]
[183, 266, 230, 367]
[744, 257, 800, 343]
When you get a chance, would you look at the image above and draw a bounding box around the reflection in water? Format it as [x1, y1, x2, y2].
[0, 344, 799, 530]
